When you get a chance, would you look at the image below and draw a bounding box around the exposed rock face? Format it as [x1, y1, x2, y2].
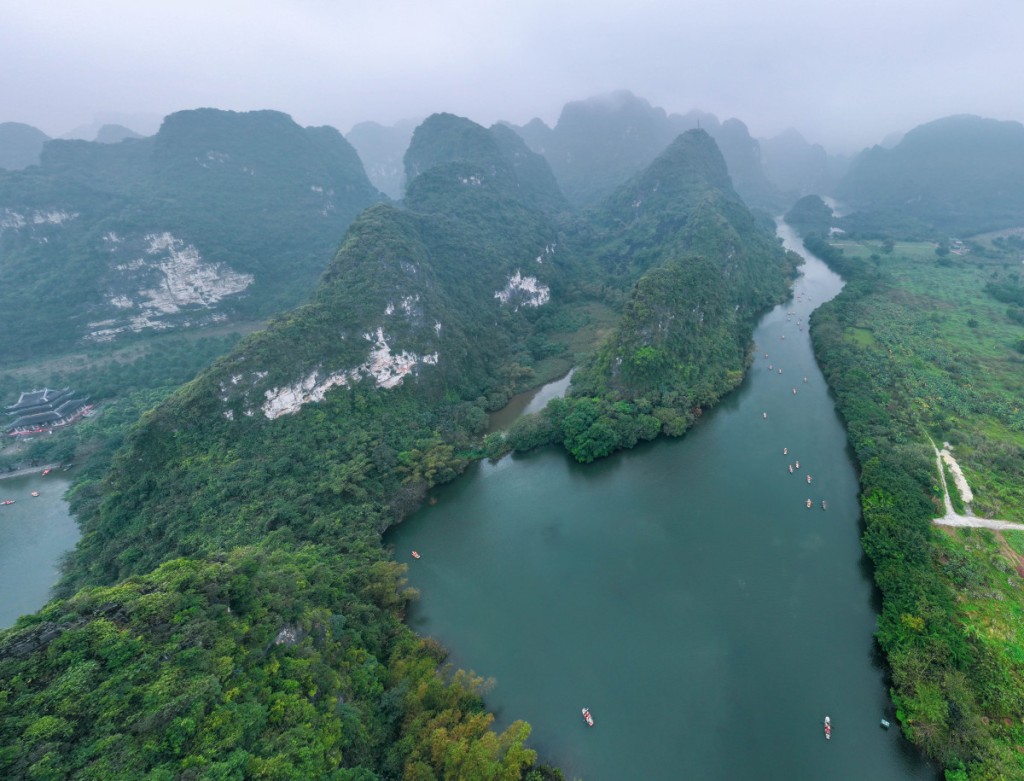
[261, 327, 440, 419]
[86, 231, 253, 341]
[494, 270, 550, 309]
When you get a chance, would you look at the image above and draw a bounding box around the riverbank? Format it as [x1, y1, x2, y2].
[0, 463, 61, 482]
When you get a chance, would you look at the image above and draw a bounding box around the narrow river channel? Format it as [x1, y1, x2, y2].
[387, 223, 935, 780]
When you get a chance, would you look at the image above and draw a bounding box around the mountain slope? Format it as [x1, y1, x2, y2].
[0, 109, 381, 361]
[836, 114, 1024, 235]
[0, 122, 49, 170]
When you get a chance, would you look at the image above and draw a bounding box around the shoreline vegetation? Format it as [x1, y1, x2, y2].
[802, 222, 1024, 779]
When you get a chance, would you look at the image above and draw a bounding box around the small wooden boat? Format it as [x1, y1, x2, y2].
[582, 707, 594, 727]
[795, 460, 800, 469]
[41, 468, 51, 476]
[824, 715, 831, 740]
[778, 368, 783, 374]
[31, 491, 39, 497]
[789, 464, 794, 473]
[806, 498, 813, 509]
[783, 447, 788, 455]
[411, 551, 421, 560]
[1, 499, 14, 506]
[806, 474, 812, 484]
[763, 412, 767, 419]
[822, 500, 827, 510]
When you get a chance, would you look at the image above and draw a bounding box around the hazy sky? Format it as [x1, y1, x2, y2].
[3, 0, 1022, 152]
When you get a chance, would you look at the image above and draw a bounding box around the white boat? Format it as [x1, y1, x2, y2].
[824, 715, 831, 740]
[582, 707, 594, 727]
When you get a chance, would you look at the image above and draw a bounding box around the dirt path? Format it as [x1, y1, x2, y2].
[931, 444, 1024, 531]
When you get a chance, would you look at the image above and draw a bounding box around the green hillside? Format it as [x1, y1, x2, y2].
[0, 109, 381, 362]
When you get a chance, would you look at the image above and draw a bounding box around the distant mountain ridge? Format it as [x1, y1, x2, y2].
[836, 114, 1024, 235]
[505, 90, 783, 211]
[0, 122, 49, 170]
[0, 108, 382, 360]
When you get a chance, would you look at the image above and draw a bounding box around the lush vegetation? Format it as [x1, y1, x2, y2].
[1, 115, 793, 778]
[0, 108, 381, 362]
[804, 226, 1024, 778]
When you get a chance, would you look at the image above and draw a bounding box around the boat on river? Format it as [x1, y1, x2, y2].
[582, 707, 594, 727]
[41, 468, 51, 476]
[789, 465, 794, 473]
[783, 447, 788, 455]
[411, 551, 421, 559]
[31, 491, 39, 497]
[822, 500, 827, 510]
[806, 474, 812, 483]
[824, 715, 831, 740]
[806, 499, 813, 509]
[1, 499, 15, 506]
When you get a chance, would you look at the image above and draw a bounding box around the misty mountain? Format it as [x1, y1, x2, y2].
[0, 108, 382, 361]
[346, 118, 417, 199]
[403, 113, 568, 215]
[507, 91, 783, 211]
[836, 114, 1024, 235]
[0, 122, 49, 170]
[94, 123, 144, 143]
[759, 127, 834, 198]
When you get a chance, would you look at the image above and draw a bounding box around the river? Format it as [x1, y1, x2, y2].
[0, 472, 79, 628]
[387, 223, 935, 780]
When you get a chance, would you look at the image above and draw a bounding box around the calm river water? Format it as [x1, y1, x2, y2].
[387, 223, 935, 780]
[0, 472, 78, 628]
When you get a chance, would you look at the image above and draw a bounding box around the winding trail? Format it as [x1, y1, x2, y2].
[931, 444, 1024, 531]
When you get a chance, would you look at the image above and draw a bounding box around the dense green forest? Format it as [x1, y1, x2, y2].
[0, 114, 793, 778]
[804, 227, 1024, 778]
[0, 109, 381, 362]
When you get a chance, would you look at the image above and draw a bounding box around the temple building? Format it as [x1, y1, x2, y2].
[5, 387, 92, 436]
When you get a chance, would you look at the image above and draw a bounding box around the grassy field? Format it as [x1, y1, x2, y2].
[832, 239, 1024, 521]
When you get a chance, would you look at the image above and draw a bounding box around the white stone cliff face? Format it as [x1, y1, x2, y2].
[260, 327, 439, 419]
[88, 231, 253, 340]
[139, 233, 253, 314]
[494, 270, 550, 310]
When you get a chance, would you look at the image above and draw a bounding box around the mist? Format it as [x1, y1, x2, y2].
[2, 0, 1022, 153]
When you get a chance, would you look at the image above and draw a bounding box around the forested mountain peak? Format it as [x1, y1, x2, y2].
[836, 113, 1024, 235]
[0, 108, 382, 360]
[0, 122, 49, 170]
[402, 113, 566, 215]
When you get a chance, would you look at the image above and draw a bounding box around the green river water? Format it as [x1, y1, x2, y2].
[0, 471, 78, 629]
[387, 224, 936, 780]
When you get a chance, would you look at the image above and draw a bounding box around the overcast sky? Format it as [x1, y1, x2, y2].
[3, 0, 1022, 153]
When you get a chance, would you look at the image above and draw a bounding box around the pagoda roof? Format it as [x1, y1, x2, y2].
[5, 411, 62, 432]
[6, 387, 73, 413]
